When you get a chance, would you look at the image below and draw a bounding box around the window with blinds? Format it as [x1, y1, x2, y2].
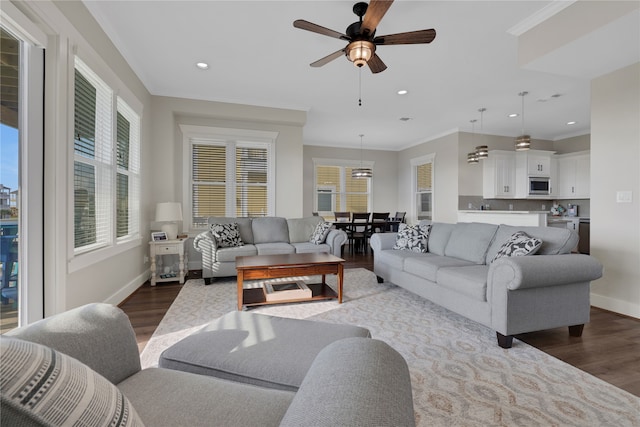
[191, 139, 272, 227]
[73, 57, 140, 254]
[414, 157, 434, 220]
[314, 163, 371, 218]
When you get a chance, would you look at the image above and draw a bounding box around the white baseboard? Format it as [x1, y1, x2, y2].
[591, 292, 640, 319]
[104, 269, 150, 306]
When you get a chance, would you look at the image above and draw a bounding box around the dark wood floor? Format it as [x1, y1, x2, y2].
[119, 248, 640, 397]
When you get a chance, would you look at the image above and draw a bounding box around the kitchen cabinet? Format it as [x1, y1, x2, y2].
[483, 151, 515, 199]
[556, 151, 590, 199]
[514, 150, 555, 198]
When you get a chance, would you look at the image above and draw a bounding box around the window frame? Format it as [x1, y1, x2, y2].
[312, 158, 374, 218]
[411, 153, 435, 222]
[181, 125, 277, 232]
[68, 56, 142, 273]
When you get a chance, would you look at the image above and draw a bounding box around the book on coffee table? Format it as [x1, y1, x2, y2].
[263, 281, 312, 301]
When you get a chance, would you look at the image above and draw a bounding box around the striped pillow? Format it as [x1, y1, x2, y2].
[0, 337, 145, 427]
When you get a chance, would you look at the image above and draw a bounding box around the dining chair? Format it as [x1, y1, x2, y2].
[334, 211, 351, 222]
[390, 211, 406, 232]
[349, 212, 371, 253]
[371, 212, 390, 233]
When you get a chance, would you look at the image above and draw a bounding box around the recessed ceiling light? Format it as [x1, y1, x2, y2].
[196, 62, 209, 70]
[508, 113, 519, 118]
[397, 90, 408, 95]
[567, 121, 577, 125]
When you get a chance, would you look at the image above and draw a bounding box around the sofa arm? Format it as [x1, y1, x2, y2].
[6, 303, 141, 384]
[325, 229, 348, 256]
[489, 254, 603, 291]
[369, 232, 397, 252]
[193, 230, 217, 254]
[280, 337, 415, 427]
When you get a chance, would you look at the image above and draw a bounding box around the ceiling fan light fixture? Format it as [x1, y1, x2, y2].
[346, 40, 375, 67]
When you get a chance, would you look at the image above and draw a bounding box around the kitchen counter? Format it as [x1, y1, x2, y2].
[458, 210, 548, 226]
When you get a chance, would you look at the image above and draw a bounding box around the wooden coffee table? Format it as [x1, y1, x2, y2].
[235, 253, 344, 310]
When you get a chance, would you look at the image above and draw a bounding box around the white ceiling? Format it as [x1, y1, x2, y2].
[83, 1, 639, 150]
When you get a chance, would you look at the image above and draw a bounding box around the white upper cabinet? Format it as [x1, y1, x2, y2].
[556, 151, 590, 199]
[514, 150, 555, 198]
[526, 154, 552, 176]
[483, 151, 515, 198]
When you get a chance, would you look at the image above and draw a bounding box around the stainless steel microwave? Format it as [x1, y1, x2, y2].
[529, 177, 550, 195]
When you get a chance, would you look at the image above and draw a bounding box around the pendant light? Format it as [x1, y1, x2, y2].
[352, 134, 372, 178]
[475, 107, 488, 159]
[515, 91, 531, 151]
[467, 120, 479, 164]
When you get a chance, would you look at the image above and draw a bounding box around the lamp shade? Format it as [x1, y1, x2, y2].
[155, 202, 183, 222]
[155, 202, 182, 240]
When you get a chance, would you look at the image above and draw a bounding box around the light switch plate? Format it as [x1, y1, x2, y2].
[616, 191, 632, 203]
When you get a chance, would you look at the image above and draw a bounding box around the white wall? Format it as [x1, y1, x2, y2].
[590, 62, 640, 318]
[20, 0, 154, 314]
[302, 145, 398, 216]
[398, 132, 459, 224]
[150, 97, 306, 222]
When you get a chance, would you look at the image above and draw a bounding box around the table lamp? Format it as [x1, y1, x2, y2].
[155, 202, 183, 240]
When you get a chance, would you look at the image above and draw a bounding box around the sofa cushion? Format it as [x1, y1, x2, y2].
[309, 221, 332, 244]
[376, 249, 428, 270]
[252, 217, 290, 244]
[291, 242, 330, 254]
[1, 337, 145, 427]
[427, 222, 456, 255]
[210, 223, 244, 247]
[393, 223, 430, 252]
[444, 222, 499, 264]
[436, 265, 489, 302]
[118, 368, 294, 427]
[287, 216, 323, 243]
[485, 225, 578, 263]
[255, 242, 296, 255]
[216, 245, 258, 262]
[158, 311, 370, 391]
[404, 255, 475, 282]
[491, 231, 542, 263]
[207, 217, 254, 244]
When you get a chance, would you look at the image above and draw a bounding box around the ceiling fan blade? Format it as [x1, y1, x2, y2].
[374, 29, 437, 45]
[367, 53, 387, 74]
[310, 49, 346, 67]
[293, 20, 349, 40]
[362, 0, 394, 36]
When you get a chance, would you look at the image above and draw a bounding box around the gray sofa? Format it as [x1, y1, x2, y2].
[370, 222, 604, 348]
[2, 303, 415, 427]
[194, 216, 347, 283]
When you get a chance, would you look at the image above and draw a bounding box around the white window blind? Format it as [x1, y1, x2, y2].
[413, 155, 434, 220]
[73, 57, 140, 255]
[191, 138, 272, 227]
[314, 162, 371, 217]
[73, 58, 113, 252]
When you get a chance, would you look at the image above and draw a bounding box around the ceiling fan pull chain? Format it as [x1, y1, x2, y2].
[358, 67, 362, 106]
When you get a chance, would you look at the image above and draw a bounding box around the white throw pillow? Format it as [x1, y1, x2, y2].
[393, 224, 431, 253]
[310, 222, 332, 244]
[492, 231, 542, 262]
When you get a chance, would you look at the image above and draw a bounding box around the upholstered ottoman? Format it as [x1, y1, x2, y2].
[158, 311, 371, 391]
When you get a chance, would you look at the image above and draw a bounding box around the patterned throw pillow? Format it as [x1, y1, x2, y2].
[492, 231, 543, 262]
[210, 223, 244, 247]
[0, 337, 145, 427]
[393, 223, 431, 253]
[310, 221, 332, 244]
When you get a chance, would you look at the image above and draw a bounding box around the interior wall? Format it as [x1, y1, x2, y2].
[397, 132, 459, 224]
[590, 62, 640, 318]
[150, 96, 307, 223]
[302, 145, 398, 217]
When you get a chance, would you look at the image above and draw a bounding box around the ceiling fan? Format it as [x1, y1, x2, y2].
[293, 0, 436, 74]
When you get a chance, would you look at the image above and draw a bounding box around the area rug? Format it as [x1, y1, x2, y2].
[140, 268, 640, 427]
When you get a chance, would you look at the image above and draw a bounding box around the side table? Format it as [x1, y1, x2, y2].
[149, 238, 188, 286]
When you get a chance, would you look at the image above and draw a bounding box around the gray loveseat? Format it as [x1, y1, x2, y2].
[194, 216, 347, 283]
[2, 303, 415, 427]
[370, 222, 603, 348]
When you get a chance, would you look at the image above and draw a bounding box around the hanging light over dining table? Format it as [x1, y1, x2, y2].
[352, 134, 372, 178]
